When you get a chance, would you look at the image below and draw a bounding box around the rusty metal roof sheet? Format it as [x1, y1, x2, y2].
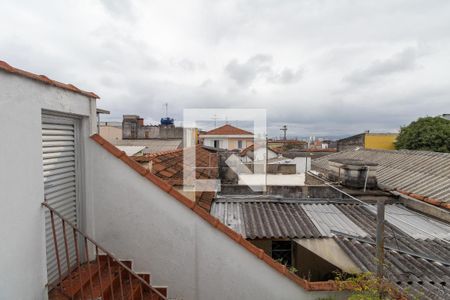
[312, 149, 450, 204]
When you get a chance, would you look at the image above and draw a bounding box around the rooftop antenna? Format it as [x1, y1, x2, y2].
[164, 103, 169, 117]
[280, 125, 287, 140]
[211, 114, 219, 128]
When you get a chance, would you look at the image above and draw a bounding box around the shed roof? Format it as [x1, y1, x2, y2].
[211, 197, 450, 242]
[312, 149, 450, 208]
[335, 237, 450, 300]
[211, 197, 450, 298]
[0, 60, 99, 99]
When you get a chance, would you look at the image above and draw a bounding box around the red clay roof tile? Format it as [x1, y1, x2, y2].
[204, 124, 253, 136]
[0, 60, 99, 99]
[133, 144, 219, 211]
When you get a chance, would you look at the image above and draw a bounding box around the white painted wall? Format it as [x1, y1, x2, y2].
[293, 157, 312, 174]
[0, 71, 96, 299]
[88, 140, 340, 300]
[253, 148, 278, 161]
[203, 138, 226, 149]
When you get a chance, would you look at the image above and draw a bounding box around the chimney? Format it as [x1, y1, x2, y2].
[138, 118, 144, 126]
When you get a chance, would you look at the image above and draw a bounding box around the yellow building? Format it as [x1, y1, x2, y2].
[364, 133, 398, 150]
[337, 132, 398, 151]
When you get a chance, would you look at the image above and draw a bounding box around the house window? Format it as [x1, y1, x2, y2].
[238, 140, 243, 149]
[214, 140, 220, 148]
[272, 241, 292, 266]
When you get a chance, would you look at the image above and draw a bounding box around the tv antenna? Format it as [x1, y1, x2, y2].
[164, 103, 169, 117]
[211, 114, 219, 127]
[280, 125, 287, 140]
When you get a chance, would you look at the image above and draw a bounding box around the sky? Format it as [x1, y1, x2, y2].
[1, 0, 449, 138]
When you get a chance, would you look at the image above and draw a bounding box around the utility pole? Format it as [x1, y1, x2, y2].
[376, 199, 385, 298]
[280, 125, 287, 140]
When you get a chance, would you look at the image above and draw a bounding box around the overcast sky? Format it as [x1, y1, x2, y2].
[1, 0, 449, 138]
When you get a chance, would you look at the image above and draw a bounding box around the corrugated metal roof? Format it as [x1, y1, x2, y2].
[212, 199, 322, 239]
[366, 205, 450, 241]
[212, 197, 450, 298]
[211, 198, 450, 245]
[301, 204, 368, 238]
[312, 149, 450, 203]
[335, 237, 450, 300]
[210, 201, 245, 235]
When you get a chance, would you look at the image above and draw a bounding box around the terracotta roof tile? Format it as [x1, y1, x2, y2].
[133, 144, 219, 210]
[204, 124, 253, 136]
[239, 144, 281, 157]
[90, 134, 337, 292]
[0, 60, 99, 99]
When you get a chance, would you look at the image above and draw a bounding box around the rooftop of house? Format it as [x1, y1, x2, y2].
[240, 144, 281, 157]
[0, 60, 99, 99]
[133, 144, 219, 210]
[211, 196, 450, 299]
[312, 149, 450, 210]
[202, 124, 253, 136]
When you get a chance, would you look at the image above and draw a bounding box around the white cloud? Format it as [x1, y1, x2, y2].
[0, 0, 450, 137]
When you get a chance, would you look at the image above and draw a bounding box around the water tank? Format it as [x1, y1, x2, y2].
[160, 117, 174, 126]
[328, 159, 378, 189]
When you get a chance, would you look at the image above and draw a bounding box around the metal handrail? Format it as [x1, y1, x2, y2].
[42, 201, 167, 300]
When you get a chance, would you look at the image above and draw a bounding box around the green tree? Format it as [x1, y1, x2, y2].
[395, 116, 450, 153]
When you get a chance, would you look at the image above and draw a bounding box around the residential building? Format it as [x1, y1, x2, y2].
[337, 132, 398, 151]
[199, 124, 253, 150]
[122, 115, 187, 140]
[239, 144, 280, 163]
[0, 60, 340, 299]
[99, 116, 185, 152]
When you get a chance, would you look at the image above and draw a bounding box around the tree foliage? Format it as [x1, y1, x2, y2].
[395, 116, 450, 153]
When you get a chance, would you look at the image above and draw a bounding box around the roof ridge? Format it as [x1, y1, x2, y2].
[90, 133, 337, 292]
[205, 124, 253, 136]
[0, 59, 99, 99]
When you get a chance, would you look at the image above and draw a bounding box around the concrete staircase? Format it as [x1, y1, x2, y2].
[48, 255, 168, 300]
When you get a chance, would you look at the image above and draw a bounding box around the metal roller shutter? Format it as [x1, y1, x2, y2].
[42, 114, 80, 286]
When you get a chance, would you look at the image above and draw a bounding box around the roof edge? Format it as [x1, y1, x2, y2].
[90, 133, 338, 292]
[0, 60, 99, 99]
